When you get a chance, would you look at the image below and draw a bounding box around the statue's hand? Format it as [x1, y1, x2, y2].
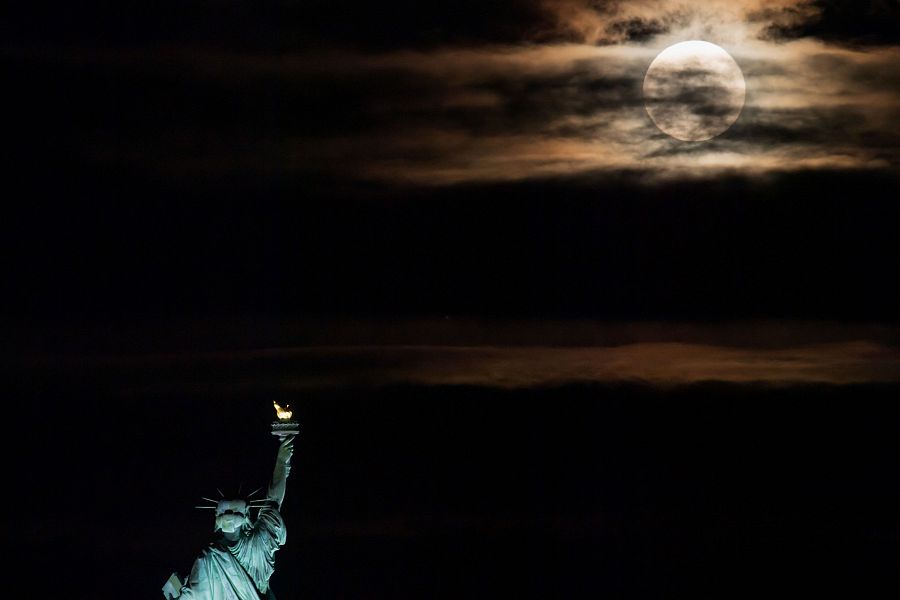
[277, 434, 296, 465]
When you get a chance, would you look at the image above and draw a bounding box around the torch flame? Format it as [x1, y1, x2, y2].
[273, 401, 293, 420]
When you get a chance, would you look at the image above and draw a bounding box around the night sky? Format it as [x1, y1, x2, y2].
[4, 1, 900, 599]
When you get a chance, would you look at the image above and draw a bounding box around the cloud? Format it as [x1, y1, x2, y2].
[36, 342, 900, 392]
[6, 1, 891, 51]
[284, 39, 899, 184]
[540, 1, 896, 48]
[539, 0, 821, 46]
[6, 1, 899, 186]
[759, 0, 900, 46]
[25, 319, 900, 391]
[19, 36, 895, 185]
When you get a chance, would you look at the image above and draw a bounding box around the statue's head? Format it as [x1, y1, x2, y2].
[214, 499, 250, 533]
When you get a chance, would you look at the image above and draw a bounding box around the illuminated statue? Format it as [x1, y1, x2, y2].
[163, 433, 296, 600]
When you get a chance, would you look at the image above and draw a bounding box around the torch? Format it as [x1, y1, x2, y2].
[271, 401, 300, 437]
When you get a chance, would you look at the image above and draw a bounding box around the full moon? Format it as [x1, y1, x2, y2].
[643, 41, 746, 142]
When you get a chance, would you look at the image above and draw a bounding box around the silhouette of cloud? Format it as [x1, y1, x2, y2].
[759, 0, 900, 46]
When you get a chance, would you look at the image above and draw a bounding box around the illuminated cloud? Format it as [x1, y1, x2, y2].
[6, 1, 898, 185]
[537, 0, 822, 46]
[267, 38, 899, 184]
[44, 320, 900, 392]
[55, 341, 900, 393]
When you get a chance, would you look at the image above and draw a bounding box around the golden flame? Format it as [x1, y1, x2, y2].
[273, 401, 293, 420]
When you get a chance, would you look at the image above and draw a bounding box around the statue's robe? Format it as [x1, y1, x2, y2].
[179, 505, 286, 600]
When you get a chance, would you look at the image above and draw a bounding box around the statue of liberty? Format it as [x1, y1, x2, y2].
[163, 433, 296, 600]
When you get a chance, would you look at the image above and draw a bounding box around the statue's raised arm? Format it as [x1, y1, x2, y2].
[268, 434, 295, 508]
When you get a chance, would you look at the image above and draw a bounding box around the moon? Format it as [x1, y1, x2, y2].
[643, 41, 746, 142]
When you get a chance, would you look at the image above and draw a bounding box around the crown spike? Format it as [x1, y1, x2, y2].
[201, 497, 219, 504]
[217, 488, 224, 498]
[247, 487, 263, 498]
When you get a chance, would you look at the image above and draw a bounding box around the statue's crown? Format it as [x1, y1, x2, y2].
[194, 486, 270, 512]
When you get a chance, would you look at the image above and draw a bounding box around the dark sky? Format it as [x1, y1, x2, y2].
[4, 2, 899, 599]
[3, 1, 900, 323]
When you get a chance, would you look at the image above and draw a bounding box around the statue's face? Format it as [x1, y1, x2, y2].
[215, 499, 249, 533]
